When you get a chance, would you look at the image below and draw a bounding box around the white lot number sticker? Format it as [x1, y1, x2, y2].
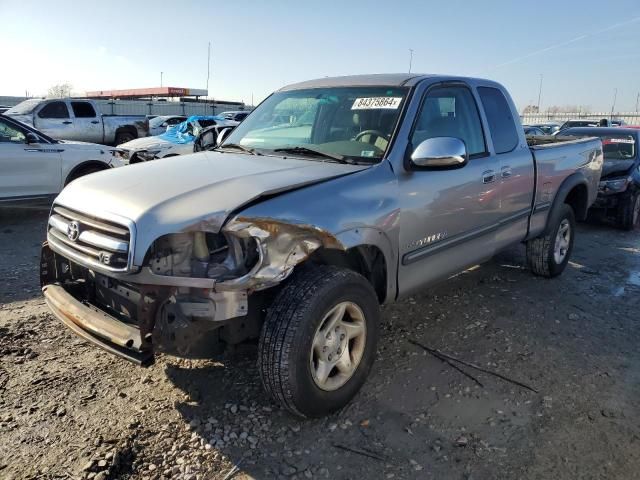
[352, 97, 402, 110]
[607, 137, 635, 144]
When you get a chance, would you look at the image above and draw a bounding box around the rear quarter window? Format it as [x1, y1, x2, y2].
[478, 87, 519, 154]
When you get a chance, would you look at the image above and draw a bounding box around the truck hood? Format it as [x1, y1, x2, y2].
[55, 151, 369, 264]
[118, 135, 174, 151]
[5, 114, 33, 126]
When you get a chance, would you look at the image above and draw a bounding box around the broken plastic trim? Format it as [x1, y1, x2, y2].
[217, 217, 345, 291]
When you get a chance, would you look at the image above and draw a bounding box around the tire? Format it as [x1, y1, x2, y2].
[526, 203, 576, 278]
[115, 131, 136, 145]
[258, 264, 380, 418]
[617, 192, 640, 231]
[64, 166, 104, 186]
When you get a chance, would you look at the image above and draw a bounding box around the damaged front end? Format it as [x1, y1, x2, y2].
[41, 212, 343, 365]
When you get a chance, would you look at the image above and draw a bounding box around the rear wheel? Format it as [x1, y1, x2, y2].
[526, 203, 575, 278]
[617, 192, 640, 231]
[115, 131, 136, 145]
[258, 265, 379, 418]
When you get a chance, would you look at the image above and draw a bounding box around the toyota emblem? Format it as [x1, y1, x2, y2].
[66, 221, 80, 242]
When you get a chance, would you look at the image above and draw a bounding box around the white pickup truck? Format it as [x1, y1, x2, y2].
[5, 98, 149, 146]
[0, 114, 124, 204]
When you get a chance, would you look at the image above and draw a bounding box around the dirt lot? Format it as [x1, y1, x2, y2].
[0, 205, 639, 480]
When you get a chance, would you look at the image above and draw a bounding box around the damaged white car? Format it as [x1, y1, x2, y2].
[41, 74, 602, 417]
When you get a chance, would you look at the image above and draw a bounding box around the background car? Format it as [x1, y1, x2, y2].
[0, 114, 123, 204]
[118, 115, 238, 163]
[528, 121, 561, 135]
[562, 127, 640, 230]
[148, 115, 187, 136]
[523, 126, 546, 136]
[219, 110, 251, 122]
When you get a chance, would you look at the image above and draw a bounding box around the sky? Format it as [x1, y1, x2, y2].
[1, 0, 640, 112]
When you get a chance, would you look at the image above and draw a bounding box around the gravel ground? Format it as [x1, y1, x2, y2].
[0, 205, 639, 480]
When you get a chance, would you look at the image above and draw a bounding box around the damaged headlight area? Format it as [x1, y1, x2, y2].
[144, 218, 343, 292]
[145, 230, 260, 282]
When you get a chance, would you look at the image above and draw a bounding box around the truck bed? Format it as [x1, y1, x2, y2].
[527, 135, 603, 238]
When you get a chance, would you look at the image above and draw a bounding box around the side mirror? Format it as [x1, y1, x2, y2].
[410, 137, 467, 169]
[25, 132, 40, 144]
[161, 122, 168, 127]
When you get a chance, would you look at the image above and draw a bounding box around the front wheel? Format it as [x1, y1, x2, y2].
[258, 265, 379, 418]
[526, 203, 576, 278]
[617, 192, 640, 231]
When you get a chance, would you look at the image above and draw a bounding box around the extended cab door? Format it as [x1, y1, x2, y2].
[0, 118, 62, 201]
[476, 86, 534, 250]
[70, 101, 103, 143]
[397, 83, 502, 297]
[34, 100, 74, 140]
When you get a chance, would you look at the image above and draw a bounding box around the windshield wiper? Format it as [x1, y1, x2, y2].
[273, 146, 351, 163]
[216, 143, 262, 155]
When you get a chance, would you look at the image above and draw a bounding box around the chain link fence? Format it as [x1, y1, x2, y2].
[521, 112, 640, 125]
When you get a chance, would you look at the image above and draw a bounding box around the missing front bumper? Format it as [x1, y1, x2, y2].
[42, 283, 154, 366]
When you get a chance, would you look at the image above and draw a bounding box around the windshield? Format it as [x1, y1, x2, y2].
[5, 99, 43, 115]
[600, 135, 636, 160]
[222, 86, 409, 162]
[149, 116, 170, 128]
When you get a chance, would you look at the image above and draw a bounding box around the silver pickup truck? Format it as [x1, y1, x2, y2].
[5, 98, 148, 145]
[40, 74, 603, 417]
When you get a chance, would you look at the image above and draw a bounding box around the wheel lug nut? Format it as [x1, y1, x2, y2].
[340, 334, 345, 340]
[322, 346, 327, 352]
[328, 354, 333, 361]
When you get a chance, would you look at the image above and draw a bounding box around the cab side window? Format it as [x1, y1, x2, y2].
[477, 87, 519, 154]
[412, 86, 486, 157]
[0, 119, 27, 143]
[71, 101, 97, 118]
[38, 101, 70, 119]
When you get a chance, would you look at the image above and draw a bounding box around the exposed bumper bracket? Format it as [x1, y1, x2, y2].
[42, 283, 154, 366]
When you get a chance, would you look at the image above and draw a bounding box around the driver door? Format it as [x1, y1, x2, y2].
[34, 100, 75, 140]
[396, 84, 502, 297]
[0, 119, 62, 201]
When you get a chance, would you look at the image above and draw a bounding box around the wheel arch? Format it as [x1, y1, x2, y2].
[115, 125, 138, 141]
[547, 172, 590, 227]
[64, 160, 110, 186]
[304, 227, 397, 304]
[308, 245, 388, 304]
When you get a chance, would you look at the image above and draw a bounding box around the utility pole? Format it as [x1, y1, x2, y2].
[611, 88, 618, 119]
[206, 41, 211, 100]
[408, 49, 414, 73]
[635, 92, 639, 113]
[160, 71, 163, 87]
[537, 74, 543, 112]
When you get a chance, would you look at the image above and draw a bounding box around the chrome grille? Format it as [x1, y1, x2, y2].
[47, 205, 132, 272]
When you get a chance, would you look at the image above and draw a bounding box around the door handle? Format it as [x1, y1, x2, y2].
[91, 120, 100, 124]
[62, 121, 72, 125]
[482, 170, 496, 184]
[501, 166, 513, 178]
